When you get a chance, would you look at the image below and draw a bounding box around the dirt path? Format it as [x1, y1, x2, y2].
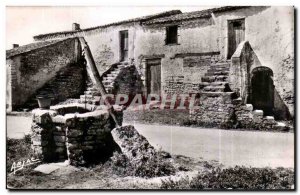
[125, 122, 294, 168]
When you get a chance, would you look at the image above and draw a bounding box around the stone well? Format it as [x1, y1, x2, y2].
[30, 103, 123, 166]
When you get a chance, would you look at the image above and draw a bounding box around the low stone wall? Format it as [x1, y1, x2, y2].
[189, 92, 236, 128]
[30, 104, 123, 166]
[189, 95, 289, 131]
[234, 100, 288, 131]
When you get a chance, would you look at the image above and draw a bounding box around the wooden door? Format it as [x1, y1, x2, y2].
[120, 31, 128, 61]
[227, 19, 245, 59]
[146, 59, 161, 96]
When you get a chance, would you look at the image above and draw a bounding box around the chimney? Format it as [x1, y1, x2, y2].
[72, 23, 80, 31]
[12, 44, 19, 48]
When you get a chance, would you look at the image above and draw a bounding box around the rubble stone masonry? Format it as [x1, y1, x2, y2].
[30, 104, 123, 166]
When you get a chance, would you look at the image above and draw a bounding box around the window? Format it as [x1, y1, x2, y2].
[166, 25, 178, 45]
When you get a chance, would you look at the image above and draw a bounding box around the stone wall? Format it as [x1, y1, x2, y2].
[162, 54, 220, 95]
[30, 104, 123, 166]
[29, 7, 294, 114]
[112, 65, 143, 102]
[189, 92, 236, 128]
[7, 38, 82, 111]
[135, 6, 294, 111]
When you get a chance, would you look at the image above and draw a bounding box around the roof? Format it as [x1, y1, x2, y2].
[143, 6, 251, 24]
[33, 10, 182, 40]
[33, 6, 251, 41]
[6, 38, 73, 59]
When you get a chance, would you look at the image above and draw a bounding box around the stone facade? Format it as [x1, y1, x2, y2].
[31, 6, 294, 119]
[30, 104, 123, 166]
[190, 92, 236, 127]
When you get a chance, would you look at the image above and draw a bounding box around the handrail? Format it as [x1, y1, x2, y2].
[229, 41, 262, 103]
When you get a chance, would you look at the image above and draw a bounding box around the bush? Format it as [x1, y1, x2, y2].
[161, 166, 294, 190]
[107, 151, 176, 178]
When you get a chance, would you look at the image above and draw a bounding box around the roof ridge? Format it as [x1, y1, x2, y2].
[33, 10, 182, 40]
[143, 6, 252, 25]
[6, 38, 73, 59]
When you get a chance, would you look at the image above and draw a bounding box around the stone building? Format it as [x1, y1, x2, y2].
[6, 6, 294, 126]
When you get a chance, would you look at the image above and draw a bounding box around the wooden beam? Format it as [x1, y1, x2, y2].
[78, 37, 120, 127]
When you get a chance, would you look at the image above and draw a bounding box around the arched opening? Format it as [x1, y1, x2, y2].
[249, 67, 274, 116]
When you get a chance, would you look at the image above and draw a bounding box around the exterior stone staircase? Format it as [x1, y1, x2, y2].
[101, 61, 130, 93]
[78, 61, 131, 105]
[79, 86, 101, 105]
[200, 60, 231, 92]
[190, 59, 289, 131]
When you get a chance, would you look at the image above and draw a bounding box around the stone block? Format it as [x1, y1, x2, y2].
[67, 129, 83, 137]
[253, 110, 264, 116]
[52, 115, 66, 124]
[55, 147, 66, 153]
[32, 140, 42, 146]
[55, 142, 65, 147]
[82, 141, 95, 146]
[67, 143, 80, 150]
[87, 129, 97, 135]
[82, 146, 94, 150]
[84, 136, 94, 141]
[54, 135, 66, 142]
[53, 131, 65, 136]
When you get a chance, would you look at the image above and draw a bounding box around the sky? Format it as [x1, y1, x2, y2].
[6, 6, 217, 49]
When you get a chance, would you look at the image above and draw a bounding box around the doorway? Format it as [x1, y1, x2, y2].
[250, 67, 274, 116]
[146, 59, 161, 96]
[120, 30, 128, 62]
[227, 19, 245, 59]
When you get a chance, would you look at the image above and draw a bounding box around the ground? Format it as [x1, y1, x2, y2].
[6, 113, 295, 189]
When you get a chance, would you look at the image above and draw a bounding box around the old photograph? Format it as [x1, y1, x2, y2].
[6, 5, 294, 190]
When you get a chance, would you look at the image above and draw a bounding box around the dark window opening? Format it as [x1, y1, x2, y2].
[166, 25, 178, 45]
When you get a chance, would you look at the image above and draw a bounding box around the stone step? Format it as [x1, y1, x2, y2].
[84, 90, 101, 96]
[80, 95, 94, 101]
[102, 77, 113, 81]
[111, 70, 120, 74]
[210, 64, 230, 69]
[263, 116, 276, 124]
[207, 68, 229, 73]
[103, 76, 114, 80]
[87, 87, 98, 91]
[104, 84, 114, 88]
[203, 86, 226, 92]
[205, 71, 229, 76]
[107, 73, 118, 77]
[200, 82, 228, 87]
[253, 109, 264, 116]
[201, 75, 228, 82]
[200, 91, 235, 98]
[212, 62, 230, 66]
[274, 122, 288, 131]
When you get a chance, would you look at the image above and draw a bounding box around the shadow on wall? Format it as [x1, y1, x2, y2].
[273, 88, 292, 120]
[112, 65, 144, 106]
[18, 60, 87, 110]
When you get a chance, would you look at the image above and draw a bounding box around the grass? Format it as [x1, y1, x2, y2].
[161, 166, 294, 190]
[123, 109, 190, 126]
[7, 137, 294, 190]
